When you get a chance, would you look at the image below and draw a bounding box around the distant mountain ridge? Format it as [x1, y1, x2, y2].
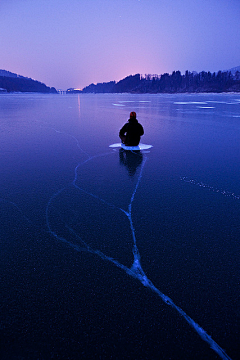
[0, 69, 57, 93]
[224, 66, 240, 75]
[225, 66, 240, 74]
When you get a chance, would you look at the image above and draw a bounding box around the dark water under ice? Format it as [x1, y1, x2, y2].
[0, 93, 240, 359]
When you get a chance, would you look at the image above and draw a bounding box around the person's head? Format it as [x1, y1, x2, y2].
[130, 111, 136, 120]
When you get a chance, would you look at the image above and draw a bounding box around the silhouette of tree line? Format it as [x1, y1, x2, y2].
[0, 74, 57, 93]
[77, 70, 240, 94]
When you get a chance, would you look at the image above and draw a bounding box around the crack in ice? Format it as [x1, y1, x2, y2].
[44, 141, 232, 360]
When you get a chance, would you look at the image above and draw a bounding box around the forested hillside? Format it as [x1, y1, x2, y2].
[0, 70, 57, 93]
[77, 70, 240, 94]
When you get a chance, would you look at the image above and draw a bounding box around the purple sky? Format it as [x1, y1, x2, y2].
[0, 0, 240, 90]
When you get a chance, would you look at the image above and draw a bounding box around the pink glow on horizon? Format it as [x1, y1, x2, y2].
[0, 0, 240, 90]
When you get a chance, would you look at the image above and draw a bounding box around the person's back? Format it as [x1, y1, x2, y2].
[119, 112, 144, 146]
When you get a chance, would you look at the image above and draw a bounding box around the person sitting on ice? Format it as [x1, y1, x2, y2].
[119, 112, 144, 146]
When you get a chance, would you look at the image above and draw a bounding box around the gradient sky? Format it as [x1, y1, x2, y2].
[0, 0, 240, 90]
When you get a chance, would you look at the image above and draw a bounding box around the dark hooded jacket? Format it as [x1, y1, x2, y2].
[119, 118, 144, 146]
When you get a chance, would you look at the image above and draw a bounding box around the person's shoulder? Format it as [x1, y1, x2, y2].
[120, 122, 129, 131]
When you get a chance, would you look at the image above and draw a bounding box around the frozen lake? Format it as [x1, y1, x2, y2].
[0, 93, 240, 359]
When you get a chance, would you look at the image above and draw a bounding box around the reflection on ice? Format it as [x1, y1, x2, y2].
[119, 149, 143, 177]
[118, 100, 135, 103]
[197, 106, 215, 109]
[174, 101, 208, 105]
